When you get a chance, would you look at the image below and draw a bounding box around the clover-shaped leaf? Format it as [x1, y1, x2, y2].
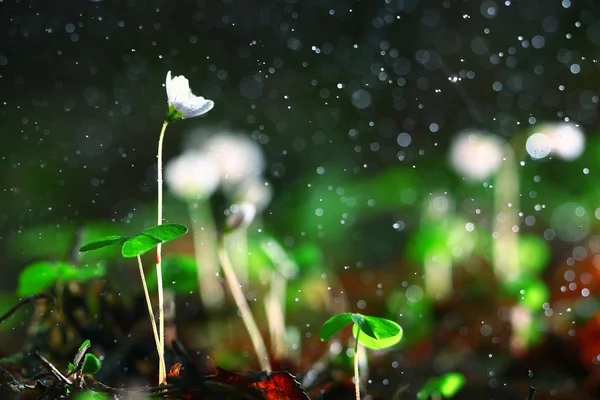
[320, 312, 403, 350]
[79, 224, 188, 259]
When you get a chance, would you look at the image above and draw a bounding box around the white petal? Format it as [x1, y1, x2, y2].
[179, 96, 214, 118]
[165, 71, 173, 102]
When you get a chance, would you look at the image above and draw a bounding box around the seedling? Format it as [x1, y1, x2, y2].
[416, 372, 465, 400]
[66, 340, 103, 392]
[79, 223, 188, 384]
[320, 313, 403, 400]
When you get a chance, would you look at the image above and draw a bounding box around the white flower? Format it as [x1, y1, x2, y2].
[165, 152, 220, 201]
[165, 71, 214, 121]
[226, 202, 257, 231]
[449, 131, 504, 181]
[538, 122, 585, 160]
[235, 178, 273, 213]
[187, 131, 265, 192]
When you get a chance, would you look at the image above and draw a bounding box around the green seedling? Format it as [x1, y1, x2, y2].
[66, 340, 103, 394]
[417, 372, 465, 400]
[79, 223, 188, 385]
[320, 313, 403, 400]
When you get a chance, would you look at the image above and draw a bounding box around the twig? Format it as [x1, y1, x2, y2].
[526, 386, 536, 400]
[33, 351, 72, 387]
[0, 293, 53, 325]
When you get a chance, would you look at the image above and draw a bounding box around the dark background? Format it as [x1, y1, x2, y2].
[0, 0, 598, 276]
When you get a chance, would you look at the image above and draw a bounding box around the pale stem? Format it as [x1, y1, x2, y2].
[493, 144, 520, 282]
[228, 228, 249, 286]
[136, 255, 163, 375]
[265, 270, 287, 359]
[156, 120, 169, 385]
[218, 235, 272, 372]
[260, 237, 295, 359]
[424, 251, 452, 300]
[188, 201, 225, 308]
[354, 329, 361, 400]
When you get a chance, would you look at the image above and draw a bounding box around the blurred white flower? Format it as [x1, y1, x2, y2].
[235, 178, 273, 213]
[525, 133, 552, 160]
[165, 71, 214, 121]
[188, 132, 266, 192]
[538, 122, 585, 160]
[165, 152, 220, 201]
[226, 202, 257, 231]
[449, 131, 505, 181]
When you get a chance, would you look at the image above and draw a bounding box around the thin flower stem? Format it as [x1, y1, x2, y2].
[218, 234, 272, 372]
[354, 329, 361, 400]
[188, 201, 224, 308]
[136, 255, 163, 376]
[156, 120, 169, 385]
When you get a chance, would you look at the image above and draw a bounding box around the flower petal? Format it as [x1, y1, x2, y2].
[179, 96, 214, 118]
[165, 71, 173, 103]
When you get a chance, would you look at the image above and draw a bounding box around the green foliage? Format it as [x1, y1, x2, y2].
[81, 353, 102, 375]
[406, 218, 477, 265]
[79, 236, 127, 252]
[518, 278, 550, 310]
[121, 224, 188, 258]
[147, 254, 198, 293]
[17, 261, 105, 297]
[501, 276, 549, 310]
[320, 312, 403, 350]
[73, 391, 110, 400]
[79, 223, 188, 258]
[386, 290, 432, 346]
[518, 235, 551, 274]
[290, 242, 324, 272]
[417, 372, 466, 399]
[9, 222, 134, 263]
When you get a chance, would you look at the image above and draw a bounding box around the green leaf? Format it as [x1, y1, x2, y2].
[67, 362, 76, 372]
[438, 373, 466, 397]
[321, 313, 403, 350]
[417, 372, 465, 399]
[352, 317, 403, 350]
[320, 313, 353, 341]
[121, 224, 188, 258]
[81, 353, 101, 375]
[79, 236, 128, 253]
[58, 264, 106, 282]
[146, 255, 198, 293]
[17, 262, 63, 297]
[351, 313, 377, 340]
[519, 279, 549, 310]
[73, 340, 91, 368]
[519, 235, 550, 273]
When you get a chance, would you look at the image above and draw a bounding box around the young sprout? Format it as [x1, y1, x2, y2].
[79, 223, 188, 384]
[320, 313, 403, 400]
[155, 71, 214, 384]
